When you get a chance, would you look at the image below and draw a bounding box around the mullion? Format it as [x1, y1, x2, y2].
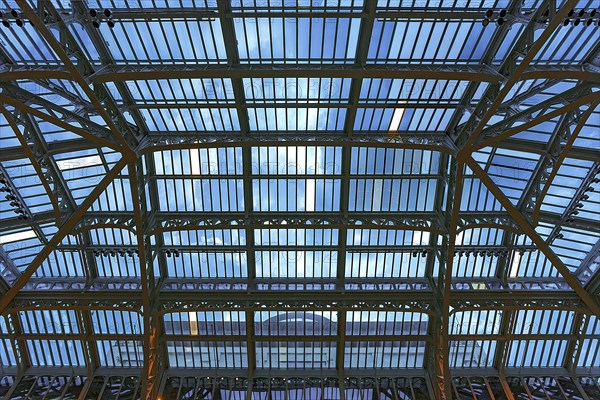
[131, 21, 154, 62]
[47, 340, 59, 366]
[0, 29, 35, 62]
[407, 19, 426, 62]
[154, 19, 178, 60]
[168, 19, 186, 61]
[267, 14, 275, 60]
[375, 79, 390, 105]
[240, 17, 253, 62]
[377, 19, 395, 62]
[31, 311, 42, 335]
[255, 17, 263, 60]
[456, 22, 477, 61]
[440, 22, 461, 62]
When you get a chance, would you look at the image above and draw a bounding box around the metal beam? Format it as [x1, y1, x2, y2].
[129, 161, 159, 400]
[0, 91, 120, 151]
[151, 211, 445, 234]
[9, 331, 590, 342]
[564, 312, 587, 373]
[495, 103, 595, 285]
[2, 63, 500, 82]
[79, 310, 100, 378]
[474, 91, 600, 152]
[0, 157, 128, 314]
[444, 0, 532, 145]
[531, 106, 599, 259]
[424, 152, 451, 400]
[518, 104, 592, 220]
[9, 288, 588, 313]
[215, 0, 257, 383]
[7, 274, 582, 293]
[139, 133, 458, 155]
[484, 137, 600, 162]
[0, 239, 23, 288]
[464, 156, 600, 316]
[0, 139, 99, 163]
[0, 105, 63, 223]
[53, 7, 535, 19]
[2, 313, 27, 375]
[17, 0, 138, 156]
[4, 208, 598, 238]
[455, 0, 575, 150]
[1, 102, 103, 286]
[439, 161, 464, 400]
[0, 161, 49, 250]
[334, 1, 377, 388]
[4, 63, 599, 84]
[535, 147, 599, 225]
[581, 239, 600, 295]
[69, 1, 150, 143]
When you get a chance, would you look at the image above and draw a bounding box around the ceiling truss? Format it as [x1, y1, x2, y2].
[0, 0, 599, 399]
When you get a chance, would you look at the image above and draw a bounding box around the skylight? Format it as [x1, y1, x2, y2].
[0, 0, 598, 399]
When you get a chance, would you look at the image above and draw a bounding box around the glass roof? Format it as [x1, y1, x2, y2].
[0, 0, 599, 399]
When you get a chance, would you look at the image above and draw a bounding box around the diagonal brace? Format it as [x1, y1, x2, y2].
[465, 156, 600, 317]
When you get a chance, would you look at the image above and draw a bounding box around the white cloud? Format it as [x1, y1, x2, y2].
[0, 229, 37, 244]
[56, 155, 102, 171]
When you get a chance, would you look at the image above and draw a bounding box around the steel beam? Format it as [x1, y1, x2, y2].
[59, 7, 529, 19]
[481, 137, 600, 162]
[8, 331, 591, 344]
[496, 104, 595, 287]
[439, 161, 464, 400]
[0, 105, 62, 222]
[1, 63, 500, 82]
[465, 156, 600, 316]
[0, 161, 49, 254]
[129, 161, 160, 400]
[115, 100, 467, 110]
[425, 152, 451, 400]
[455, 0, 575, 150]
[3, 208, 598, 238]
[2, 313, 27, 375]
[0, 237, 23, 287]
[333, 2, 377, 388]
[0, 139, 99, 163]
[531, 106, 599, 261]
[151, 211, 444, 234]
[473, 91, 600, 152]
[564, 312, 587, 373]
[0, 158, 128, 314]
[5, 63, 599, 84]
[134, 145, 168, 400]
[0, 91, 120, 151]
[214, 0, 258, 383]
[1, 104, 102, 285]
[580, 239, 600, 295]
[1, 368, 598, 381]
[493, 309, 514, 378]
[139, 133, 457, 155]
[519, 104, 593, 221]
[79, 310, 100, 378]
[445, 0, 530, 146]
[16, 0, 138, 156]
[69, 1, 151, 141]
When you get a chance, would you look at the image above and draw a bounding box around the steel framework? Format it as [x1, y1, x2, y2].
[0, 0, 599, 399]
